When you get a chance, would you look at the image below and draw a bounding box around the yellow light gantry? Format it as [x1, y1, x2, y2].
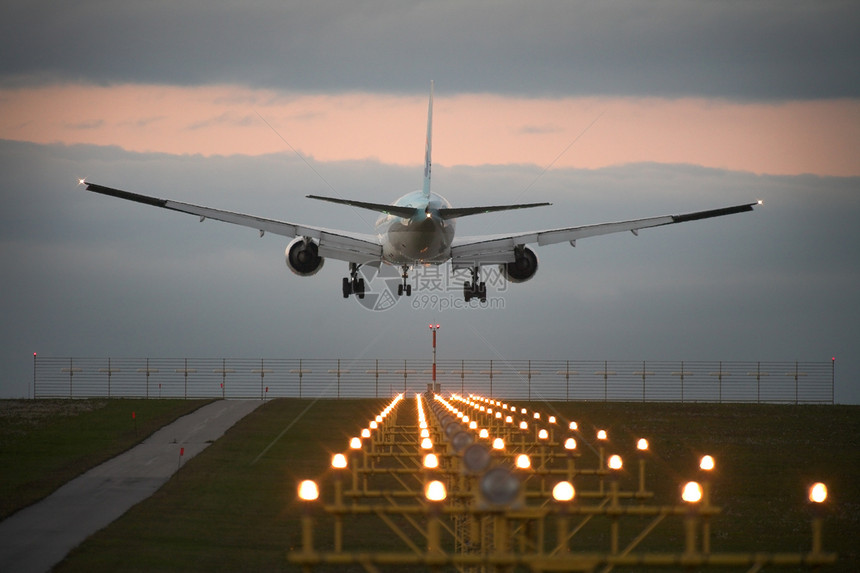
[291, 391, 836, 571]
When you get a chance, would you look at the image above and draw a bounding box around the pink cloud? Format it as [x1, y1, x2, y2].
[1, 84, 857, 177]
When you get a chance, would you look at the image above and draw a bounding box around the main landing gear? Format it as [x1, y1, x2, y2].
[463, 267, 486, 303]
[342, 263, 365, 299]
[397, 265, 412, 296]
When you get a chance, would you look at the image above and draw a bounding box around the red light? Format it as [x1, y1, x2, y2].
[436, 324, 440, 328]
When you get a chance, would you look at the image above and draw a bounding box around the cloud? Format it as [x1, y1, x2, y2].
[64, 119, 104, 130]
[1, 2, 858, 100]
[2, 85, 858, 176]
[185, 111, 257, 131]
[1, 140, 858, 402]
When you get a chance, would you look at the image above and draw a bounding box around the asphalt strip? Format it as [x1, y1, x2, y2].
[0, 399, 263, 573]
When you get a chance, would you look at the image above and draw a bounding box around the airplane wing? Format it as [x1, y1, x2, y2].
[82, 182, 382, 264]
[450, 202, 760, 268]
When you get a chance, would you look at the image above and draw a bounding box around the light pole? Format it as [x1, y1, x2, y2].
[429, 324, 440, 393]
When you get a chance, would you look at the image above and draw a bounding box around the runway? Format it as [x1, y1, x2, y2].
[0, 399, 262, 573]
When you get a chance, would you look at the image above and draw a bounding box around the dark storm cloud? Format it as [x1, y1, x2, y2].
[2, 1, 859, 99]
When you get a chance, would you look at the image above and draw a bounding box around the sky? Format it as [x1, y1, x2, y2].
[1, 1, 859, 402]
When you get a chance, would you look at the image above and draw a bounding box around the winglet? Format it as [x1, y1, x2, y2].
[422, 81, 434, 199]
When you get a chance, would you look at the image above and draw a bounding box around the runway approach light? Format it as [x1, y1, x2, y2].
[682, 481, 703, 503]
[331, 453, 348, 469]
[349, 437, 362, 449]
[552, 481, 575, 502]
[421, 437, 433, 449]
[361, 428, 371, 438]
[564, 437, 577, 450]
[492, 437, 505, 450]
[425, 480, 447, 502]
[538, 429, 549, 440]
[597, 430, 608, 440]
[569, 421, 578, 431]
[608, 455, 623, 470]
[809, 482, 828, 504]
[423, 453, 439, 469]
[700, 455, 715, 471]
[515, 454, 531, 470]
[479, 428, 489, 439]
[298, 480, 319, 501]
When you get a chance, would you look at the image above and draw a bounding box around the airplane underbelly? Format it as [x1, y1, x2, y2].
[383, 220, 452, 264]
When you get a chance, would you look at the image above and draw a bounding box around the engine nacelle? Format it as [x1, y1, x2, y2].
[500, 246, 538, 284]
[285, 237, 325, 276]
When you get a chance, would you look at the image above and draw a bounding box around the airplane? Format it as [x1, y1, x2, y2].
[81, 82, 759, 302]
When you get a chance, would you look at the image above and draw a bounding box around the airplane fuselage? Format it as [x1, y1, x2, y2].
[377, 190, 456, 264]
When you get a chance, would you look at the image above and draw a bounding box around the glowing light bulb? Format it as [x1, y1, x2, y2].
[682, 481, 703, 503]
[552, 481, 575, 502]
[425, 480, 447, 501]
[809, 482, 828, 503]
[298, 480, 319, 501]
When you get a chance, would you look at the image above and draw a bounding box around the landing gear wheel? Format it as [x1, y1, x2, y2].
[343, 263, 364, 299]
[464, 281, 472, 302]
[398, 265, 411, 296]
[479, 281, 487, 303]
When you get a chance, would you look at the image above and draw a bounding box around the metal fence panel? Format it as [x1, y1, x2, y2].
[31, 357, 834, 403]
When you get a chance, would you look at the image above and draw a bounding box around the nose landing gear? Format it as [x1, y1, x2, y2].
[397, 265, 412, 296]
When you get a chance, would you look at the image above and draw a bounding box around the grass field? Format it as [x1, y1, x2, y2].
[0, 398, 212, 520]
[3, 399, 856, 572]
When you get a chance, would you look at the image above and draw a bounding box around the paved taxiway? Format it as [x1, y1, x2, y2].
[0, 399, 262, 573]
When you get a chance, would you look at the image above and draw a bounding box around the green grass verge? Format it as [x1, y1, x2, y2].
[0, 398, 212, 519]
[53, 400, 858, 572]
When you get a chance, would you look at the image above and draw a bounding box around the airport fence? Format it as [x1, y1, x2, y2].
[32, 357, 835, 404]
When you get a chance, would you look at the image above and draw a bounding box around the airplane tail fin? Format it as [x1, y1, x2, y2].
[422, 81, 434, 199]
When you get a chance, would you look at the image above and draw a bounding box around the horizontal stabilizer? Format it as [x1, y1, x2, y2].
[670, 202, 757, 223]
[438, 202, 551, 220]
[306, 195, 417, 218]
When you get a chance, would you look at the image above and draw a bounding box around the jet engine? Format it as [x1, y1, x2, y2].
[500, 246, 538, 284]
[285, 237, 325, 276]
